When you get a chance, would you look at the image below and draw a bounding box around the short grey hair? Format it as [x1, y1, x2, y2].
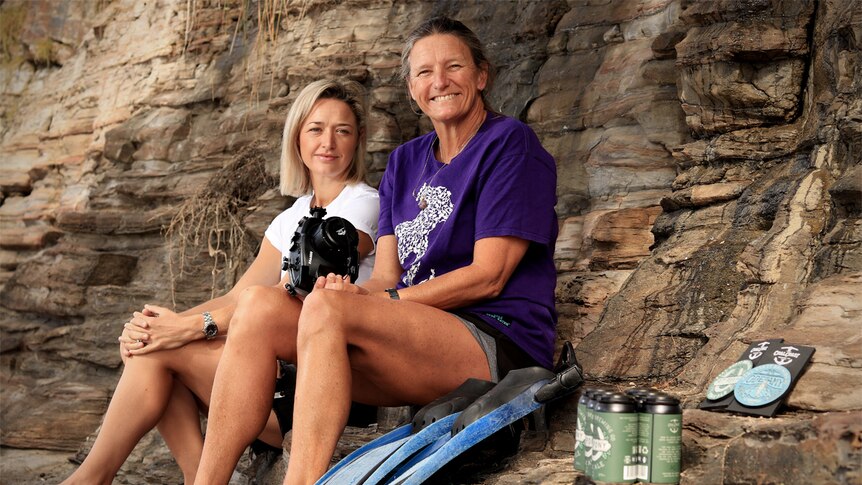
[400, 16, 495, 109]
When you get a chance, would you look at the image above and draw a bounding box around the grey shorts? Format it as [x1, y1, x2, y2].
[452, 312, 500, 382]
[450, 311, 542, 383]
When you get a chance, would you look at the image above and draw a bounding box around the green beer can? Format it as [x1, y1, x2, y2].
[584, 389, 612, 479]
[625, 387, 659, 475]
[638, 393, 682, 484]
[624, 387, 657, 405]
[590, 393, 639, 483]
[625, 388, 661, 411]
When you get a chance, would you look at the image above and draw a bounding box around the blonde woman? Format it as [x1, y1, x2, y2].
[61, 79, 379, 485]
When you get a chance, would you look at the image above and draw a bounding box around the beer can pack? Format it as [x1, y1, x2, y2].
[575, 388, 681, 484]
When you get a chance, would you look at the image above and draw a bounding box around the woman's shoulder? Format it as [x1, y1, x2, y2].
[485, 113, 538, 144]
[480, 114, 554, 170]
[343, 182, 380, 200]
[333, 183, 379, 217]
[330, 183, 379, 229]
[487, 112, 521, 128]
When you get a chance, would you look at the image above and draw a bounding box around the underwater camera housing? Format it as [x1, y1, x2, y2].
[283, 207, 360, 296]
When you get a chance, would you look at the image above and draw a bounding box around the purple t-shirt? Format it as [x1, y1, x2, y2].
[378, 112, 558, 368]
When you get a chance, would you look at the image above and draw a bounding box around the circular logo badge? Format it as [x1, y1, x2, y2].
[706, 360, 753, 400]
[734, 364, 792, 407]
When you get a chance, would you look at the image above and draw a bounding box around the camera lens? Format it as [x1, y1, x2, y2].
[312, 217, 358, 258]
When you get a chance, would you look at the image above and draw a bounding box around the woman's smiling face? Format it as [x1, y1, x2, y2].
[298, 98, 359, 184]
[407, 33, 488, 125]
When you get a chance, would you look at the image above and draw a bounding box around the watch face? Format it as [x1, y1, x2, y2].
[204, 323, 218, 338]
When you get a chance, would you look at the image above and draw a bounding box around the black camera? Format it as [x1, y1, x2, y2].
[283, 207, 360, 295]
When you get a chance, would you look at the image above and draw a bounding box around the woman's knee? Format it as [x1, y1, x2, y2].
[296, 290, 349, 342]
[232, 285, 297, 338]
[120, 348, 172, 373]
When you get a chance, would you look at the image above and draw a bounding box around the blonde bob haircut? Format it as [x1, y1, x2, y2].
[279, 79, 368, 197]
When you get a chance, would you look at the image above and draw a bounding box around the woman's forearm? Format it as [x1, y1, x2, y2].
[395, 236, 529, 310]
[179, 293, 236, 316]
[358, 277, 395, 295]
[174, 295, 236, 340]
[391, 265, 499, 309]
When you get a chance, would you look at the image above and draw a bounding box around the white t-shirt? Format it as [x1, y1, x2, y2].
[265, 182, 379, 283]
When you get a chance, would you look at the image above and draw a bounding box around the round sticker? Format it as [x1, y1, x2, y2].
[706, 360, 753, 400]
[733, 364, 792, 407]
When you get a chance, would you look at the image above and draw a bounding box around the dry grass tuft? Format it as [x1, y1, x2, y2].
[165, 140, 277, 303]
[0, 4, 26, 64]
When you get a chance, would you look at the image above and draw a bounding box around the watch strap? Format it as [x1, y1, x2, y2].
[202, 311, 218, 339]
[385, 288, 400, 300]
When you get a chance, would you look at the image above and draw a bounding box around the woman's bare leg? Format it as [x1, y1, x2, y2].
[158, 381, 205, 484]
[285, 293, 353, 483]
[155, 376, 285, 484]
[193, 284, 489, 485]
[64, 317, 288, 485]
[282, 289, 490, 484]
[195, 286, 303, 485]
[63, 337, 228, 485]
[61, 350, 179, 485]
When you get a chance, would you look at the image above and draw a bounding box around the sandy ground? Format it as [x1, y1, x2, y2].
[0, 439, 578, 484]
[0, 447, 78, 484]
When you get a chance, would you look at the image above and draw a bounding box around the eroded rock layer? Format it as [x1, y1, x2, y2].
[1, 0, 859, 483]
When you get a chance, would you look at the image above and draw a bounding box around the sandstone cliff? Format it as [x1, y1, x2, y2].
[1, 0, 859, 483]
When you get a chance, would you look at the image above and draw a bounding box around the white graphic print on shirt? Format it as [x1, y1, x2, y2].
[394, 183, 453, 286]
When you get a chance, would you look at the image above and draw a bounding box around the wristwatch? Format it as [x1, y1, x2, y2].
[385, 288, 400, 300]
[202, 312, 219, 340]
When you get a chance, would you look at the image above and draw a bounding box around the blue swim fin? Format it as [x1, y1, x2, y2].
[391, 349, 585, 485]
[315, 379, 495, 485]
[319, 344, 584, 484]
[361, 413, 458, 484]
[389, 367, 554, 484]
[316, 423, 412, 484]
[318, 435, 411, 484]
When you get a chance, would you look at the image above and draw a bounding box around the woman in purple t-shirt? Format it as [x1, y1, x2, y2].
[195, 16, 558, 484]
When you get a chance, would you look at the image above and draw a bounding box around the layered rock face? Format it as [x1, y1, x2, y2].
[1, 0, 859, 484]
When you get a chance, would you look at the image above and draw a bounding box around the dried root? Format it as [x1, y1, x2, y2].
[165, 140, 277, 303]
